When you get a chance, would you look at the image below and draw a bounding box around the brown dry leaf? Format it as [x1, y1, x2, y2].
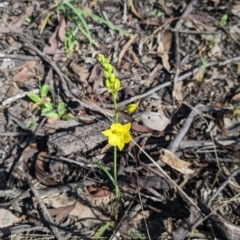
[157, 31, 172, 72]
[11, 67, 35, 82]
[87, 185, 112, 198]
[127, 0, 144, 20]
[88, 64, 103, 93]
[35, 151, 58, 186]
[53, 17, 66, 61]
[43, 17, 66, 55]
[213, 110, 228, 136]
[6, 85, 19, 97]
[173, 81, 183, 104]
[57, 17, 66, 43]
[133, 111, 170, 131]
[70, 62, 90, 84]
[118, 34, 138, 67]
[160, 149, 195, 174]
[48, 202, 76, 224]
[43, 26, 58, 54]
[0, 209, 21, 228]
[131, 122, 163, 135]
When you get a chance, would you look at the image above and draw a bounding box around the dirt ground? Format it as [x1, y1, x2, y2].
[0, 0, 240, 239]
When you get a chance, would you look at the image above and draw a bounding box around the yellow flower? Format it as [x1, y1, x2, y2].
[102, 123, 131, 150]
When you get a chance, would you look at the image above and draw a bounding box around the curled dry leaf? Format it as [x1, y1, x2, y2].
[160, 148, 195, 174]
[133, 111, 170, 131]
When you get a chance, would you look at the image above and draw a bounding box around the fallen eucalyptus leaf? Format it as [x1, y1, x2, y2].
[160, 148, 195, 174]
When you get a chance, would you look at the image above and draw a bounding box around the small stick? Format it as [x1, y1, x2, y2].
[24, 174, 64, 240]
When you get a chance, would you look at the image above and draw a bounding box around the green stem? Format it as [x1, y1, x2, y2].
[112, 92, 118, 123]
[112, 91, 120, 201]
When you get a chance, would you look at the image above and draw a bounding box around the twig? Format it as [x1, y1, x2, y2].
[167, 104, 216, 154]
[0, 53, 40, 61]
[172, 0, 198, 104]
[207, 168, 240, 207]
[177, 56, 240, 82]
[1, 89, 39, 106]
[0, 179, 95, 207]
[101, 81, 171, 108]
[25, 174, 64, 240]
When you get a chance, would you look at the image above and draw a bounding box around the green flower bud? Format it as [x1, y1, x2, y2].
[107, 64, 113, 73]
[102, 62, 109, 71]
[113, 78, 120, 91]
[105, 79, 111, 89]
[109, 73, 116, 83]
[97, 54, 104, 63]
[125, 103, 137, 113]
[104, 70, 110, 78]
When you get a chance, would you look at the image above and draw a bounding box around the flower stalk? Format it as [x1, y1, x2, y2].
[97, 54, 136, 214]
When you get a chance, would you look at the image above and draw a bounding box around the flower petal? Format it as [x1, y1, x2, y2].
[122, 123, 131, 132]
[122, 132, 131, 143]
[110, 123, 122, 132]
[117, 138, 124, 150]
[108, 134, 118, 146]
[101, 129, 112, 137]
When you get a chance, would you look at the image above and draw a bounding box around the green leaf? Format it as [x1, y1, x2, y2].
[57, 102, 65, 116]
[57, 102, 65, 111]
[45, 112, 59, 119]
[40, 84, 50, 97]
[27, 93, 42, 104]
[41, 108, 53, 114]
[61, 113, 73, 120]
[220, 14, 228, 26]
[43, 103, 53, 109]
[93, 222, 113, 240]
